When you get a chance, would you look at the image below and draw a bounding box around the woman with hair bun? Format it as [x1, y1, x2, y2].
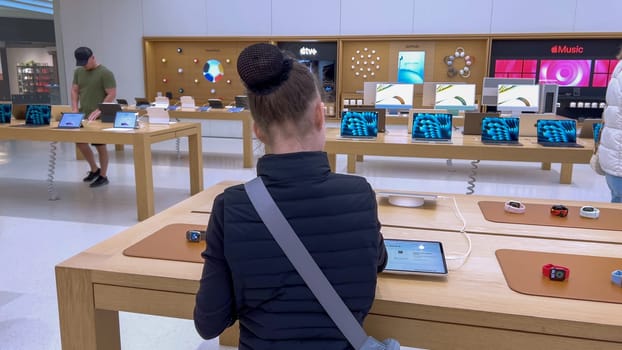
[194, 43, 387, 349]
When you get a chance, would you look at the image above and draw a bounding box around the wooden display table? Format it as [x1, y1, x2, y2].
[323, 128, 594, 184]
[0, 121, 203, 221]
[128, 107, 255, 168]
[55, 181, 622, 350]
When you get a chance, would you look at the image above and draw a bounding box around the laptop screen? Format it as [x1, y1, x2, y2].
[411, 112, 452, 140]
[114, 112, 138, 128]
[0, 104, 11, 123]
[58, 113, 84, 128]
[537, 120, 577, 143]
[593, 122, 603, 143]
[26, 105, 51, 125]
[481, 117, 520, 142]
[340, 110, 378, 138]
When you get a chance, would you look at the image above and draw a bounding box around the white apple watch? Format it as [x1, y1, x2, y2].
[579, 206, 600, 219]
[504, 200, 526, 214]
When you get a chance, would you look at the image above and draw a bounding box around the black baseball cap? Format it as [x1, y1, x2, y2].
[74, 47, 93, 66]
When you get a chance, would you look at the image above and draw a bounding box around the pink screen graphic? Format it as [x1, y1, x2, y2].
[592, 59, 618, 87]
[539, 60, 591, 87]
[494, 59, 537, 78]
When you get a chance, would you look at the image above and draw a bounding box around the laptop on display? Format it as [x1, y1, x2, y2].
[383, 239, 448, 277]
[57, 113, 84, 129]
[593, 122, 603, 143]
[340, 110, 379, 139]
[518, 113, 562, 137]
[481, 117, 522, 146]
[98, 103, 122, 123]
[411, 112, 453, 143]
[463, 112, 500, 135]
[578, 118, 602, 139]
[103, 112, 139, 132]
[0, 103, 11, 123]
[10, 104, 52, 127]
[536, 119, 584, 148]
[347, 107, 386, 133]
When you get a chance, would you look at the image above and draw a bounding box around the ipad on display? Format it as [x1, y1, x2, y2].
[383, 239, 448, 276]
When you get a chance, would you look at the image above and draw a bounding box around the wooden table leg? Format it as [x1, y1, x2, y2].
[327, 153, 337, 172]
[187, 126, 204, 195]
[115, 145, 124, 152]
[56, 266, 121, 350]
[75, 144, 84, 160]
[347, 154, 357, 173]
[242, 117, 253, 168]
[560, 163, 573, 184]
[219, 322, 240, 346]
[133, 136, 154, 221]
[541, 162, 552, 170]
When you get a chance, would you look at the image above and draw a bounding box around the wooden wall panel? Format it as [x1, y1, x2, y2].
[339, 37, 489, 108]
[144, 39, 268, 105]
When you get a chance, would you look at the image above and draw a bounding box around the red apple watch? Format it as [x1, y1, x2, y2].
[550, 204, 569, 217]
[542, 263, 570, 281]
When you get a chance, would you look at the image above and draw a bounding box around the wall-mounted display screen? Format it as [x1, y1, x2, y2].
[434, 84, 477, 111]
[593, 59, 618, 87]
[494, 59, 537, 79]
[375, 83, 414, 111]
[539, 60, 592, 87]
[397, 51, 425, 84]
[489, 38, 622, 100]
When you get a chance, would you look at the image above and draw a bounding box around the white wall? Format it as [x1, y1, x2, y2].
[53, 0, 621, 135]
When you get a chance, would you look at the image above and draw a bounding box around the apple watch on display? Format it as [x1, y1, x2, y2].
[542, 263, 570, 281]
[550, 204, 569, 217]
[186, 229, 206, 243]
[504, 200, 526, 214]
[612, 270, 622, 287]
[579, 205, 600, 219]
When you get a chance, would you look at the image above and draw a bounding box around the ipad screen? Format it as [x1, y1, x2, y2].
[384, 239, 448, 276]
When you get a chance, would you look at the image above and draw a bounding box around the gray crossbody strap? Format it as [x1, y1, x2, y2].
[244, 177, 368, 349]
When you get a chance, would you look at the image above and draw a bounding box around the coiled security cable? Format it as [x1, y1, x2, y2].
[47, 141, 60, 201]
[466, 160, 480, 195]
[175, 117, 181, 158]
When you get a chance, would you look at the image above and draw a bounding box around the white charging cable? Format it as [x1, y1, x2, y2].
[437, 195, 472, 269]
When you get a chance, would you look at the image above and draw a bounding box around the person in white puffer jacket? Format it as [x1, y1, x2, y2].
[599, 48, 622, 203]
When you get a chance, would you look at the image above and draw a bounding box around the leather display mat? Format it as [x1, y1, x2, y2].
[123, 223, 206, 263]
[478, 201, 621, 231]
[496, 249, 622, 304]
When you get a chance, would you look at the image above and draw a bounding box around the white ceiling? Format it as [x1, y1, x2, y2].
[0, 0, 53, 19]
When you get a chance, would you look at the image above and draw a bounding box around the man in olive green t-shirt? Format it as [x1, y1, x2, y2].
[71, 47, 116, 188]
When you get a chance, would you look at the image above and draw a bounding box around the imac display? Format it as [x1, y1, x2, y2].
[397, 51, 425, 84]
[497, 84, 540, 115]
[434, 84, 477, 112]
[375, 83, 414, 113]
[539, 60, 592, 87]
[482, 77, 536, 106]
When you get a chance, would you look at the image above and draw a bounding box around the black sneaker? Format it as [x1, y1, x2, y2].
[89, 175, 109, 188]
[83, 168, 100, 182]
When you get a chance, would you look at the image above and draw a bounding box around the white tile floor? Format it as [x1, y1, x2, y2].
[0, 125, 614, 350]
